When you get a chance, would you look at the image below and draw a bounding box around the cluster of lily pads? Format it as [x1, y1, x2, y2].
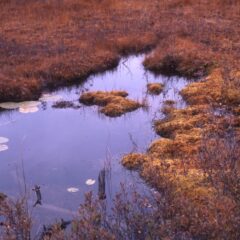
[0, 137, 9, 152]
[67, 179, 96, 193]
[0, 94, 62, 114]
[0, 101, 41, 113]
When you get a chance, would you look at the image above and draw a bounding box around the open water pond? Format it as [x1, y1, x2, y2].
[0, 55, 188, 226]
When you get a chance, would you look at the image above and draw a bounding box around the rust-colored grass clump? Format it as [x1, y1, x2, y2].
[147, 83, 164, 95]
[154, 105, 210, 139]
[143, 38, 215, 79]
[182, 69, 240, 107]
[80, 91, 141, 117]
[122, 153, 149, 170]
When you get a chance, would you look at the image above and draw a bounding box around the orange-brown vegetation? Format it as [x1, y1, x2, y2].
[144, 38, 215, 79]
[1, 1, 238, 103]
[164, 100, 175, 105]
[1, 0, 240, 238]
[122, 66, 240, 237]
[147, 83, 164, 95]
[154, 105, 210, 138]
[122, 153, 148, 170]
[123, 111, 240, 238]
[122, 2, 240, 232]
[0, 0, 158, 102]
[182, 69, 240, 108]
[80, 91, 141, 117]
[80, 91, 128, 105]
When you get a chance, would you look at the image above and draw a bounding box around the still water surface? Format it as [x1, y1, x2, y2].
[0, 55, 188, 225]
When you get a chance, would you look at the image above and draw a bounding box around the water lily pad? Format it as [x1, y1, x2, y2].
[0, 144, 8, 152]
[0, 101, 40, 110]
[0, 102, 21, 109]
[18, 101, 40, 108]
[0, 137, 9, 144]
[40, 94, 62, 102]
[85, 179, 96, 186]
[19, 106, 39, 114]
[67, 187, 79, 193]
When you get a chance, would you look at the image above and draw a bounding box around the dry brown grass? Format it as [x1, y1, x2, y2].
[122, 114, 240, 238]
[80, 91, 141, 117]
[144, 38, 215, 79]
[146, 83, 164, 95]
[0, 0, 239, 103]
[117, 4, 240, 236]
[122, 76, 240, 238]
[1, 0, 240, 238]
[80, 91, 128, 105]
[0, 0, 158, 102]
[122, 153, 149, 170]
[144, 0, 239, 79]
[181, 69, 224, 105]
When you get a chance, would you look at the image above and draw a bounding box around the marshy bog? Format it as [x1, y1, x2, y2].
[0, 1, 240, 239]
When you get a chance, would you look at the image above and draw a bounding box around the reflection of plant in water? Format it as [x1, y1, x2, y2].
[0, 184, 163, 239]
[71, 185, 163, 240]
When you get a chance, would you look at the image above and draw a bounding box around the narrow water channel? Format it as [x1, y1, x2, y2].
[0, 55, 188, 226]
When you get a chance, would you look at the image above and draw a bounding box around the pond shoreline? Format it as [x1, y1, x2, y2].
[0, 55, 190, 226]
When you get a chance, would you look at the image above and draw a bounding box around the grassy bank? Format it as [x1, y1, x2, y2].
[0, 0, 157, 102]
[2, 0, 238, 103]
